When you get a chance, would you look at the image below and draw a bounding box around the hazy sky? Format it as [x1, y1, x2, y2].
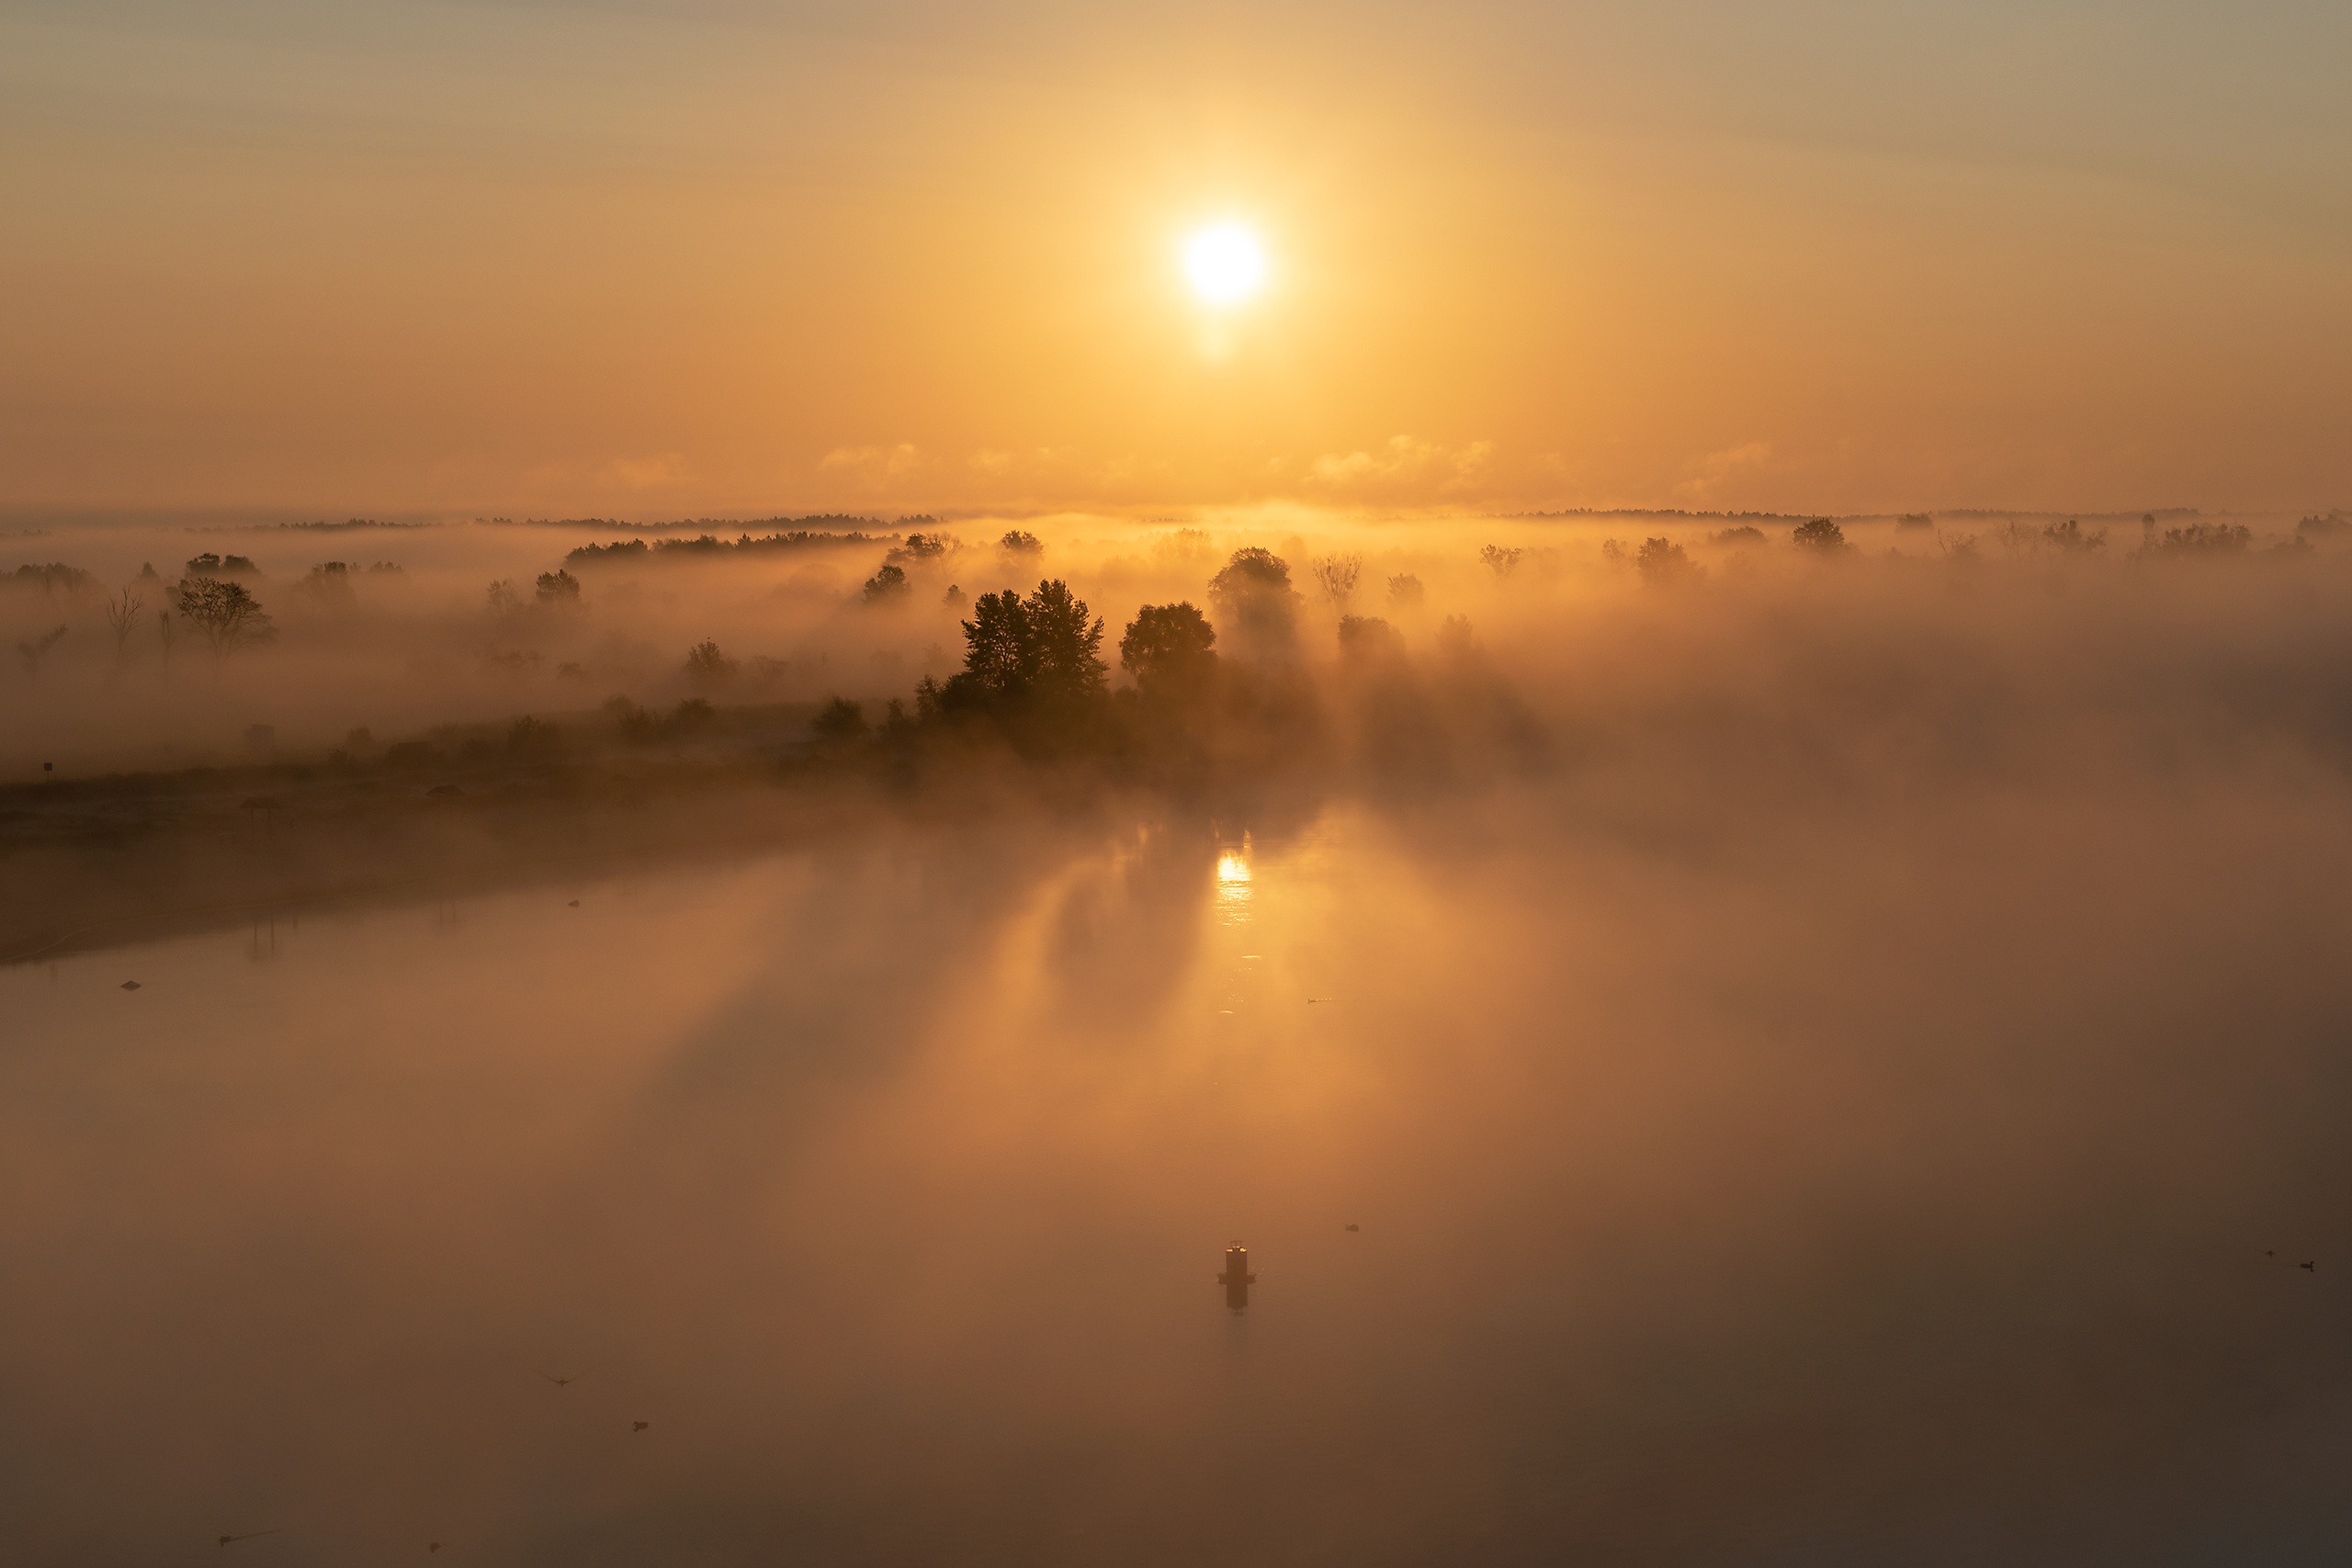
[4, 0, 2347, 515]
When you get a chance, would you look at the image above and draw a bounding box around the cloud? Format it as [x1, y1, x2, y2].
[606, 453, 695, 490]
[1304, 436, 1497, 495]
[1673, 441, 1774, 502]
[820, 444, 922, 478]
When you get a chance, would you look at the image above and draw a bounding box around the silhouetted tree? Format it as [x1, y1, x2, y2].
[298, 561, 356, 610]
[943, 583, 968, 610]
[2150, 522, 2253, 557]
[863, 562, 911, 604]
[888, 533, 953, 565]
[1479, 545, 1523, 577]
[536, 569, 581, 604]
[1386, 573, 1425, 608]
[2042, 519, 2107, 553]
[1712, 525, 1766, 547]
[1119, 602, 1217, 692]
[1636, 537, 1702, 588]
[1207, 547, 1300, 661]
[684, 639, 738, 690]
[999, 530, 1044, 559]
[930, 579, 1109, 725]
[812, 696, 869, 743]
[487, 579, 523, 615]
[12, 563, 91, 597]
[1311, 553, 1363, 609]
[1792, 518, 1847, 554]
[104, 586, 144, 671]
[175, 577, 276, 665]
[1336, 615, 1404, 660]
[15, 625, 65, 676]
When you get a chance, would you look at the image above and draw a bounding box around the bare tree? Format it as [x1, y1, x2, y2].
[1310, 553, 1363, 610]
[104, 586, 145, 674]
[156, 607, 177, 673]
[175, 577, 277, 669]
[1479, 545, 1523, 578]
[15, 626, 65, 676]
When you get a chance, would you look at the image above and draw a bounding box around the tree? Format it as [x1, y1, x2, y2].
[2042, 519, 2107, 553]
[1792, 518, 1847, 554]
[1336, 615, 1404, 660]
[104, 586, 144, 671]
[1479, 545, 1522, 577]
[15, 625, 65, 676]
[298, 561, 356, 611]
[888, 533, 952, 564]
[813, 696, 870, 743]
[175, 577, 276, 666]
[1119, 602, 1217, 691]
[1386, 573, 1425, 608]
[684, 640, 738, 690]
[487, 579, 523, 615]
[1635, 537, 1702, 588]
[999, 529, 1044, 558]
[536, 569, 581, 604]
[1310, 553, 1363, 609]
[1207, 547, 1299, 660]
[1023, 580, 1109, 699]
[863, 562, 910, 604]
[934, 579, 1108, 715]
[2151, 522, 2253, 557]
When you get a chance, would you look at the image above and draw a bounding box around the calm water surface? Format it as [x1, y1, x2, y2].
[7, 799, 2352, 1564]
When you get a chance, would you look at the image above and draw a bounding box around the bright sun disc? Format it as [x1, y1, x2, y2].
[1184, 224, 1266, 305]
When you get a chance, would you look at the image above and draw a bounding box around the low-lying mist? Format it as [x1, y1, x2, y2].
[8, 506, 2352, 1562]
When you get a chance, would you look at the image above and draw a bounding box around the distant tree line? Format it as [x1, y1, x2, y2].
[565, 525, 894, 566]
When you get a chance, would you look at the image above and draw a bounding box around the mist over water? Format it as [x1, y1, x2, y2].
[9, 513, 2352, 1562]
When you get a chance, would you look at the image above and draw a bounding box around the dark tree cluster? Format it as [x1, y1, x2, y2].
[565, 525, 889, 567]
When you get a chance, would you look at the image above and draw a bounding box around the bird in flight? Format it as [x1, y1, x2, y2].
[218, 1529, 280, 1547]
[633, 1421, 650, 1433]
[542, 1372, 581, 1388]
[121, 980, 141, 991]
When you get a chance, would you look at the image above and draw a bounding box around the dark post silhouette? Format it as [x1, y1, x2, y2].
[1218, 1243, 1257, 1312]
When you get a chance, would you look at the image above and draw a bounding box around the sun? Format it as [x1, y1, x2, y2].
[1183, 223, 1267, 306]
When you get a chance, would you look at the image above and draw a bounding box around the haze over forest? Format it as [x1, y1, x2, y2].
[6, 1, 2352, 1563]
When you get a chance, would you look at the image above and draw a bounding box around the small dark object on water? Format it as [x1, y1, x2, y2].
[120, 980, 141, 991]
[1218, 1244, 1257, 1312]
[542, 1372, 579, 1387]
[429, 1544, 440, 1554]
[427, 784, 462, 797]
[633, 1420, 650, 1432]
[2303, 1260, 2318, 1272]
[219, 1529, 280, 1547]
[1345, 1224, 1359, 1232]
[567, 900, 580, 908]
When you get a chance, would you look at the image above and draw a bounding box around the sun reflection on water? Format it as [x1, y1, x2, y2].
[1213, 848, 1253, 928]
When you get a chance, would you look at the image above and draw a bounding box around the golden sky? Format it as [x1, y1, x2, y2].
[4, 1, 2347, 515]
